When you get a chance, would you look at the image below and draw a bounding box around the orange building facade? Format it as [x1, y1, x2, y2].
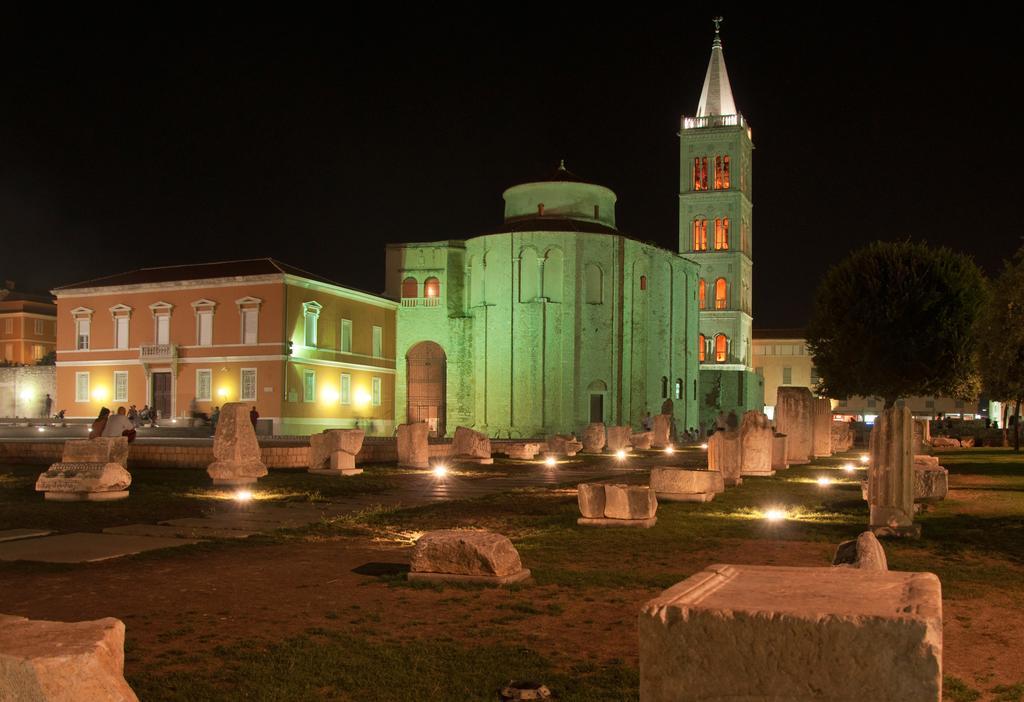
[53, 259, 397, 435]
[0, 289, 57, 365]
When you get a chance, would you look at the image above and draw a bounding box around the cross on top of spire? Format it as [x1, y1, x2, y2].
[712, 16, 723, 33]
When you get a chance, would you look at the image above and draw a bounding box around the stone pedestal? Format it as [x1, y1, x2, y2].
[309, 429, 364, 476]
[707, 430, 741, 486]
[408, 530, 530, 585]
[771, 433, 790, 471]
[505, 442, 542, 460]
[605, 425, 632, 452]
[0, 614, 139, 701]
[639, 564, 942, 702]
[831, 421, 853, 452]
[652, 414, 672, 449]
[35, 437, 132, 501]
[914, 455, 949, 504]
[452, 426, 493, 464]
[650, 468, 724, 502]
[913, 419, 931, 455]
[206, 403, 267, 485]
[581, 422, 606, 453]
[577, 483, 657, 527]
[869, 406, 919, 538]
[739, 411, 774, 476]
[775, 387, 814, 464]
[812, 397, 833, 457]
[548, 434, 583, 457]
[631, 432, 653, 450]
[397, 422, 430, 468]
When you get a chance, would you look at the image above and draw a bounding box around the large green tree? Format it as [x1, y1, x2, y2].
[806, 241, 986, 409]
[975, 247, 1024, 451]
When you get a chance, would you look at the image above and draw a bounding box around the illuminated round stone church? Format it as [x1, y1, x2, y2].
[385, 25, 761, 438]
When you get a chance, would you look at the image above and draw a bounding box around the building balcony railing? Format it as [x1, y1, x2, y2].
[682, 113, 751, 137]
[140, 344, 178, 361]
[401, 297, 441, 308]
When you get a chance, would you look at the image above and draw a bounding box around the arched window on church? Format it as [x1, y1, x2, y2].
[698, 279, 707, 310]
[698, 334, 706, 362]
[693, 218, 708, 251]
[401, 277, 418, 300]
[585, 263, 603, 304]
[661, 376, 669, 399]
[542, 248, 563, 302]
[723, 155, 731, 189]
[639, 275, 647, 291]
[715, 156, 723, 189]
[715, 334, 729, 363]
[519, 247, 540, 302]
[424, 277, 441, 302]
[714, 217, 730, 250]
[714, 278, 728, 310]
[674, 378, 683, 400]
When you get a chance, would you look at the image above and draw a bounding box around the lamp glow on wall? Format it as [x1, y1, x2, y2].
[92, 387, 108, 401]
[19, 388, 34, 402]
[217, 388, 229, 400]
[354, 388, 371, 408]
[322, 387, 339, 404]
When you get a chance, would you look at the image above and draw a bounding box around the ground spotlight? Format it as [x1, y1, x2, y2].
[764, 508, 787, 522]
[842, 463, 855, 473]
[615, 449, 627, 460]
[700, 443, 708, 450]
[859, 454, 869, 464]
[234, 489, 253, 502]
[432, 465, 449, 478]
[664, 445, 675, 455]
[544, 456, 557, 467]
[816, 477, 832, 487]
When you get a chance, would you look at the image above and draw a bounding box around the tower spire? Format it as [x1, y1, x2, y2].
[696, 16, 737, 118]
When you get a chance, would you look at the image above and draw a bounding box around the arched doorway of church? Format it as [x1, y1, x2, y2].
[587, 380, 608, 424]
[407, 341, 447, 438]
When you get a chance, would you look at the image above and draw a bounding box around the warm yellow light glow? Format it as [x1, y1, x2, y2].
[355, 389, 371, 407]
[432, 465, 448, 478]
[615, 449, 626, 460]
[664, 445, 675, 455]
[322, 388, 339, 403]
[842, 463, 855, 473]
[91, 387, 108, 401]
[234, 489, 253, 502]
[217, 388, 229, 398]
[37, 426, 45, 432]
[700, 443, 709, 450]
[764, 508, 787, 522]
[544, 455, 557, 467]
[19, 388, 33, 401]
[816, 477, 832, 487]
[859, 454, 869, 464]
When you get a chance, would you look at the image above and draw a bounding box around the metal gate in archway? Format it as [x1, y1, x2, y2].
[406, 341, 446, 438]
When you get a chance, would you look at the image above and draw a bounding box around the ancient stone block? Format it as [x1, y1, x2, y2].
[452, 426, 492, 463]
[631, 432, 653, 450]
[812, 397, 833, 457]
[931, 436, 960, 448]
[505, 442, 542, 460]
[833, 531, 889, 571]
[913, 419, 932, 454]
[775, 387, 814, 464]
[409, 530, 529, 584]
[309, 429, 364, 474]
[0, 614, 139, 701]
[831, 421, 853, 452]
[577, 483, 606, 518]
[35, 462, 132, 502]
[397, 422, 430, 468]
[605, 425, 632, 452]
[547, 434, 583, 457]
[639, 564, 942, 701]
[652, 414, 672, 449]
[581, 422, 606, 453]
[650, 468, 724, 502]
[772, 433, 789, 471]
[206, 403, 267, 485]
[62, 438, 129, 468]
[603, 484, 657, 520]
[739, 411, 773, 476]
[707, 430, 741, 486]
[914, 456, 949, 504]
[869, 406, 918, 537]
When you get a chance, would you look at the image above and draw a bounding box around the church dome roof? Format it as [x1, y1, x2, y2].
[502, 161, 617, 230]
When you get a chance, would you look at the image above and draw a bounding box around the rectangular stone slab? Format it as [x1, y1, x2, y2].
[0, 533, 199, 563]
[0, 529, 54, 543]
[407, 568, 532, 585]
[639, 564, 942, 701]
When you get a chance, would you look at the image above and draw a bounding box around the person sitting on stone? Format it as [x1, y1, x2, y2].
[90, 407, 110, 439]
[210, 406, 220, 434]
[103, 406, 137, 443]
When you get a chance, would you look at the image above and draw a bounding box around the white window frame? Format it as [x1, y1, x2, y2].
[196, 369, 212, 402]
[32, 344, 45, 360]
[340, 373, 351, 405]
[303, 301, 322, 348]
[303, 369, 316, 403]
[372, 376, 381, 406]
[236, 296, 263, 345]
[192, 299, 216, 347]
[75, 372, 90, 402]
[114, 371, 129, 402]
[73, 313, 92, 351]
[340, 318, 352, 353]
[240, 368, 257, 402]
[372, 325, 382, 358]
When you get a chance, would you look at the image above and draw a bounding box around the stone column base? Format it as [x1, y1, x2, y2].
[871, 524, 922, 539]
[407, 568, 531, 585]
[308, 468, 364, 477]
[577, 517, 657, 528]
[43, 490, 130, 502]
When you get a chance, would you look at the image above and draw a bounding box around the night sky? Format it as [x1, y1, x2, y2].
[1, 8, 1020, 328]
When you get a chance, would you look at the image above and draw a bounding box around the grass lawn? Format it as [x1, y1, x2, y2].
[2, 448, 1023, 700]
